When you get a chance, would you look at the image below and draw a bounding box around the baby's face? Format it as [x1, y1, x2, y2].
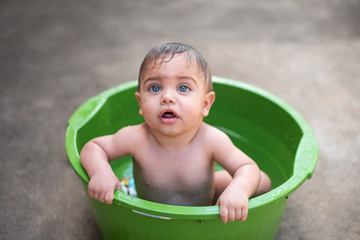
[136, 54, 214, 137]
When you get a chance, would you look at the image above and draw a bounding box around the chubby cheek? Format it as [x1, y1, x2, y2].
[183, 100, 205, 120]
[139, 102, 156, 120]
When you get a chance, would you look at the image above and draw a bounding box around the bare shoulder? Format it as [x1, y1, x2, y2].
[111, 123, 148, 154]
[200, 123, 232, 143]
[201, 123, 241, 156]
[114, 123, 147, 143]
[115, 123, 145, 136]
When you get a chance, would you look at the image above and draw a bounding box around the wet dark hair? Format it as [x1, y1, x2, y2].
[137, 43, 213, 92]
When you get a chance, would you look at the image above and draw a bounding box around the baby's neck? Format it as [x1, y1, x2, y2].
[145, 123, 203, 152]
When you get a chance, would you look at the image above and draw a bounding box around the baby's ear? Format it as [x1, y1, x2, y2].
[135, 92, 143, 115]
[202, 91, 215, 117]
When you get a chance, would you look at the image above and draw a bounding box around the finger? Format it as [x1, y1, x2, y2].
[104, 191, 114, 204]
[241, 207, 248, 222]
[228, 208, 236, 222]
[88, 183, 94, 198]
[99, 192, 105, 203]
[235, 208, 242, 221]
[219, 205, 228, 224]
[96, 192, 102, 202]
[91, 190, 97, 200]
[115, 181, 122, 192]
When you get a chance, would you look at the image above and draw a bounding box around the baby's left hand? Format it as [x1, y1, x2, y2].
[216, 186, 249, 223]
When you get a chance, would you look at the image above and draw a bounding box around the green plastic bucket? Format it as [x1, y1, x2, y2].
[66, 77, 318, 240]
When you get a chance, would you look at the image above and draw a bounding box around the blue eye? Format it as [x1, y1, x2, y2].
[150, 85, 161, 92]
[178, 85, 189, 93]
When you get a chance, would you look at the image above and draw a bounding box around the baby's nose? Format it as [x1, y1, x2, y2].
[161, 89, 176, 104]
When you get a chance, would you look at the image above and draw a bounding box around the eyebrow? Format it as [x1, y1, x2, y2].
[142, 75, 199, 86]
[178, 76, 198, 86]
[142, 77, 160, 86]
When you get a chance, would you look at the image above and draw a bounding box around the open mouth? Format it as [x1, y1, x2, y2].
[160, 110, 178, 123]
[161, 112, 176, 118]
[162, 111, 177, 119]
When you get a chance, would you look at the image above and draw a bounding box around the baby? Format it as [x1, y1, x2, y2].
[80, 43, 272, 223]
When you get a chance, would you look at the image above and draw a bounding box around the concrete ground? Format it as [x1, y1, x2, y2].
[1, 0, 359, 239]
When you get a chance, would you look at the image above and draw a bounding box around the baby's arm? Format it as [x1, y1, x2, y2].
[80, 126, 136, 204]
[211, 128, 261, 223]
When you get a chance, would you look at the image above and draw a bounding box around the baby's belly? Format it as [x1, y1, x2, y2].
[134, 170, 215, 206]
[136, 183, 215, 206]
[157, 191, 213, 206]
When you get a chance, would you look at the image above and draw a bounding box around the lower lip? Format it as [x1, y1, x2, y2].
[160, 116, 178, 124]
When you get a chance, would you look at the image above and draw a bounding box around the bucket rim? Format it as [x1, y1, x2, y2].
[65, 76, 318, 220]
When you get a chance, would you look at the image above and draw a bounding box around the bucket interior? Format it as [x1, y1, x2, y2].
[73, 79, 303, 191]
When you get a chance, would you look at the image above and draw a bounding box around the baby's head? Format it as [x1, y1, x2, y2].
[138, 43, 213, 93]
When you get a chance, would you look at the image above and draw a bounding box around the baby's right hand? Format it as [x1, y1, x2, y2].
[87, 169, 121, 204]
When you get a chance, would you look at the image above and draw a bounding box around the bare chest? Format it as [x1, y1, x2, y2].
[132, 146, 215, 206]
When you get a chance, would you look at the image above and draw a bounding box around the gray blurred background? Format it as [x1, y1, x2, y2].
[1, 0, 359, 239]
